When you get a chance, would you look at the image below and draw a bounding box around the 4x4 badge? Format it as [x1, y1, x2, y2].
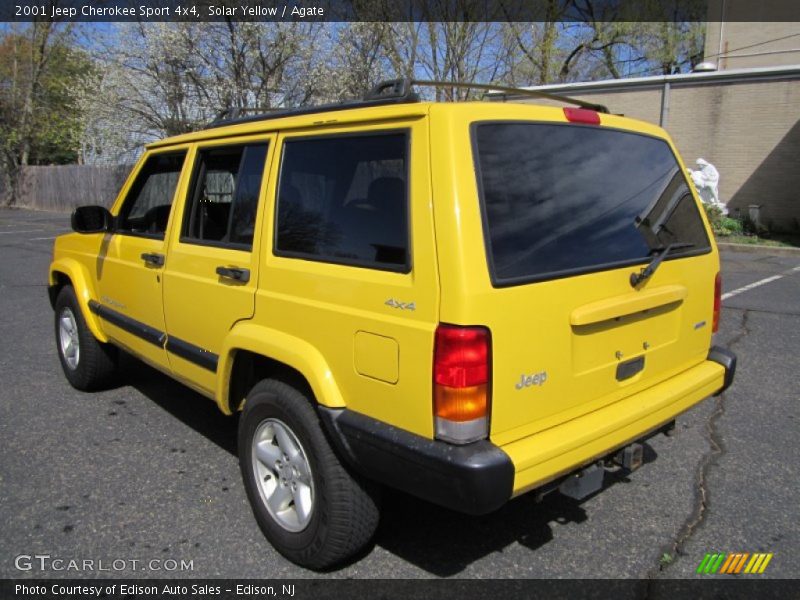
[385, 298, 416, 311]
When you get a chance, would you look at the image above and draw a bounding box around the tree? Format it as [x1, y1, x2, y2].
[501, 0, 577, 85]
[323, 23, 392, 101]
[91, 23, 204, 139]
[83, 21, 329, 156]
[417, 21, 507, 100]
[503, 0, 705, 85]
[0, 23, 91, 204]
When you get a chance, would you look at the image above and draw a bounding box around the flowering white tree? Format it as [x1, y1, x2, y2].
[79, 21, 329, 161]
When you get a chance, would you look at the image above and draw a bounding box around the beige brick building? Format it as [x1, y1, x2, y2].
[705, 0, 800, 69]
[705, 21, 800, 69]
[506, 64, 800, 232]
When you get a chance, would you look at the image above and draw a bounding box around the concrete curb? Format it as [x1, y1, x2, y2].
[718, 242, 800, 256]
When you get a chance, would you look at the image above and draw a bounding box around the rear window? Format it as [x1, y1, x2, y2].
[473, 123, 711, 286]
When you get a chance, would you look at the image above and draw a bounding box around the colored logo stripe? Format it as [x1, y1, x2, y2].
[719, 553, 737, 573]
[723, 553, 749, 574]
[745, 553, 774, 574]
[696, 553, 725, 574]
[698, 553, 773, 575]
[696, 553, 709, 573]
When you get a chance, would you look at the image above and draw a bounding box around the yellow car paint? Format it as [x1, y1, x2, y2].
[51, 99, 726, 498]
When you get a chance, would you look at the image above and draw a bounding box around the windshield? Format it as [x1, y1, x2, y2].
[473, 122, 711, 286]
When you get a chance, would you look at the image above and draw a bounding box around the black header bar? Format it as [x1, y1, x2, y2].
[3, 0, 800, 23]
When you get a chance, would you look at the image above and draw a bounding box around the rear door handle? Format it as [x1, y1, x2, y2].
[141, 252, 165, 267]
[216, 266, 250, 283]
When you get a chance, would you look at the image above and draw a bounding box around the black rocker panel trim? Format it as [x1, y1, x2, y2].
[88, 300, 166, 347]
[88, 300, 218, 372]
[165, 337, 219, 372]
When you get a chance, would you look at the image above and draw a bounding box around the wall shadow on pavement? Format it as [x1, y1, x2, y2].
[374, 489, 585, 576]
[373, 443, 658, 577]
[118, 352, 239, 456]
[114, 351, 659, 577]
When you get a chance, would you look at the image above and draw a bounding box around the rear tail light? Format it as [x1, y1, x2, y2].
[433, 324, 491, 444]
[713, 272, 722, 333]
[563, 107, 601, 125]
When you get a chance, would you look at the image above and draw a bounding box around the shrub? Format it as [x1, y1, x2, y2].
[703, 203, 745, 237]
[719, 216, 743, 235]
[703, 203, 723, 227]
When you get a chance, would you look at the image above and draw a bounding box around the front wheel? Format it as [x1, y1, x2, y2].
[54, 286, 118, 391]
[238, 379, 379, 570]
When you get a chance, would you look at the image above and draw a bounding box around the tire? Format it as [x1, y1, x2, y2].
[239, 379, 380, 570]
[54, 286, 118, 391]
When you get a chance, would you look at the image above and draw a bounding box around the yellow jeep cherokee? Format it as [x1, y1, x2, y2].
[49, 79, 736, 569]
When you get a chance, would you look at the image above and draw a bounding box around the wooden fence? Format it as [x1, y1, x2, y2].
[9, 164, 133, 211]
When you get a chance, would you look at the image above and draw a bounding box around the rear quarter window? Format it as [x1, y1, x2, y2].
[274, 132, 409, 272]
[473, 122, 711, 286]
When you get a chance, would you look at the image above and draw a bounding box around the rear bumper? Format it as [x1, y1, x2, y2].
[318, 407, 514, 515]
[505, 353, 734, 496]
[320, 347, 736, 514]
[708, 345, 737, 395]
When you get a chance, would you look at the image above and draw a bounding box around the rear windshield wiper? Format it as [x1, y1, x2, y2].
[630, 242, 695, 288]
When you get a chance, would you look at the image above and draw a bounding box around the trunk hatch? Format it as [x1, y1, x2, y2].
[471, 121, 715, 444]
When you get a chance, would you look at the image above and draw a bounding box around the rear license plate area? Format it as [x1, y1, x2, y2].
[616, 355, 645, 381]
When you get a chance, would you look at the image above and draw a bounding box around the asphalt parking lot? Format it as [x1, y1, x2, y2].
[1, 207, 798, 579]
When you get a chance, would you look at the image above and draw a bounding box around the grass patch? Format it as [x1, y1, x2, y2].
[717, 234, 800, 248]
[703, 204, 800, 248]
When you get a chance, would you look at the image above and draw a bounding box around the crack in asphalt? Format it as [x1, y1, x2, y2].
[646, 308, 750, 581]
[720, 306, 800, 317]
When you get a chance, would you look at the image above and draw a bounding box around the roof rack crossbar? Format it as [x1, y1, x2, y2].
[409, 79, 609, 113]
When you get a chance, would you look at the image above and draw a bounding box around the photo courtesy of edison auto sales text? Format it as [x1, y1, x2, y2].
[14, 583, 296, 597]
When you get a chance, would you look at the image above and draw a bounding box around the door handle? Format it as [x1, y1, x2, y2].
[216, 266, 250, 283]
[141, 252, 165, 267]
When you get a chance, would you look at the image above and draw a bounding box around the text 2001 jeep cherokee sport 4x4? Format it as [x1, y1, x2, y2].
[49, 79, 736, 569]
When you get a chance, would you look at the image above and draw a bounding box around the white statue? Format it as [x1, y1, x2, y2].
[688, 158, 727, 214]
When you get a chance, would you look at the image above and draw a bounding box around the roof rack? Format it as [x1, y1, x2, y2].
[205, 77, 608, 130]
[212, 106, 282, 122]
[409, 79, 609, 113]
[206, 82, 419, 129]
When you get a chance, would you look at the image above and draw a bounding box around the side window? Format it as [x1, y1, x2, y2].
[117, 152, 186, 238]
[182, 143, 268, 249]
[275, 133, 409, 271]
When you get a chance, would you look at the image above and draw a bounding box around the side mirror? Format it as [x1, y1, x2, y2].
[71, 205, 113, 234]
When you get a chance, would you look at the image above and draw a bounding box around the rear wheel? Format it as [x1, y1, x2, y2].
[54, 286, 118, 391]
[238, 379, 379, 570]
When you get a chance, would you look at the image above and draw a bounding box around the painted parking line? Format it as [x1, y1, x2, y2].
[722, 264, 800, 301]
[29, 236, 60, 240]
[0, 229, 44, 235]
